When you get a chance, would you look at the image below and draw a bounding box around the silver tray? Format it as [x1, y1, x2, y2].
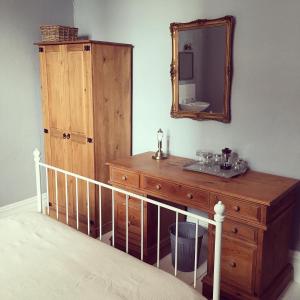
[183, 161, 248, 179]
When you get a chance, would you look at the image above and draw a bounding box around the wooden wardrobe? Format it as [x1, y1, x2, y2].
[36, 40, 132, 236]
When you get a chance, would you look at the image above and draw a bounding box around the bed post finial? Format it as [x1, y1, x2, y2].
[33, 148, 42, 213]
[214, 200, 225, 222]
[213, 201, 225, 300]
[33, 148, 40, 162]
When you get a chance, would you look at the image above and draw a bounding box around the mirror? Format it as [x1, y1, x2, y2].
[170, 16, 234, 122]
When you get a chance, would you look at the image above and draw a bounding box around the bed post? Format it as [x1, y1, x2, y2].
[213, 201, 225, 300]
[33, 148, 42, 213]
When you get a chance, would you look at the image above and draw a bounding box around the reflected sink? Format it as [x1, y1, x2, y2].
[179, 101, 210, 112]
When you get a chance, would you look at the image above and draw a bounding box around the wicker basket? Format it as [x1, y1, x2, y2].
[40, 25, 78, 42]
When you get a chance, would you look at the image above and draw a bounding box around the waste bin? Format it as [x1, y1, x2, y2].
[169, 221, 206, 272]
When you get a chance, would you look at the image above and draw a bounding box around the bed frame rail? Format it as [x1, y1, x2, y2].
[33, 148, 224, 300]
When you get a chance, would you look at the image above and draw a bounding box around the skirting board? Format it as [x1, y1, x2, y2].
[290, 250, 300, 283]
[0, 193, 47, 217]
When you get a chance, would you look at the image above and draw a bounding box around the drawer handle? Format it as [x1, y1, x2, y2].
[156, 184, 162, 190]
[187, 193, 193, 199]
[233, 205, 240, 212]
[229, 261, 237, 268]
[121, 175, 128, 181]
[232, 227, 238, 234]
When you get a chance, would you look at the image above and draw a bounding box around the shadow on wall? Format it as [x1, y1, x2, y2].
[291, 187, 300, 250]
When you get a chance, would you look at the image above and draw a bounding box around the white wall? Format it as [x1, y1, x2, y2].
[74, 0, 300, 250]
[0, 0, 74, 207]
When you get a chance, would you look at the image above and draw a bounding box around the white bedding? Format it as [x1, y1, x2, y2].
[0, 212, 203, 300]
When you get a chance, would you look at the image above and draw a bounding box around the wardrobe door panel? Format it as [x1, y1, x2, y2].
[68, 135, 95, 228]
[42, 45, 70, 132]
[66, 44, 93, 138]
[47, 129, 72, 216]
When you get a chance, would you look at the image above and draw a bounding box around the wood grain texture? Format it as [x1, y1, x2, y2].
[222, 219, 257, 244]
[93, 43, 132, 232]
[108, 152, 299, 300]
[220, 236, 256, 293]
[44, 45, 70, 132]
[38, 41, 132, 235]
[107, 152, 298, 206]
[141, 174, 209, 210]
[66, 43, 94, 138]
[111, 167, 139, 189]
[210, 193, 262, 225]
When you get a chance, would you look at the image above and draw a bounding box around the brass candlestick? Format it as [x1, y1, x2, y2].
[152, 128, 168, 160]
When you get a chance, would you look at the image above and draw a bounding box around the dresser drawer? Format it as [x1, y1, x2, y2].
[115, 192, 143, 246]
[221, 237, 256, 293]
[210, 193, 262, 223]
[111, 167, 139, 188]
[141, 175, 209, 210]
[223, 219, 257, 244]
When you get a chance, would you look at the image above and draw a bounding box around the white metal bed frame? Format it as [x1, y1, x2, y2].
[33, 148, 225, 300]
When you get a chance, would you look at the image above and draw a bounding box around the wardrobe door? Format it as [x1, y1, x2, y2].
[65, 44, 96, 233]
[40, 45, 72, 220]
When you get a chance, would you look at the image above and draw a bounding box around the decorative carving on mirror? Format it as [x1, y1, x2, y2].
[170, 16, 234, 122]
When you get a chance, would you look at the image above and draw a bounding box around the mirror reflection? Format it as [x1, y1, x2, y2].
[178, 26, 226, 114]
[170, 16, 234, 122]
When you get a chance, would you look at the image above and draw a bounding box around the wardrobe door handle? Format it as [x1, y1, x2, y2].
[63, 133, 67, 139]
[66, 133, 70, 139]
[232, 227, 238, 234]
[233, 205, 240, 212]
[229, 261, 237, 268]
[156, 184, 162, 190]
[187, 193, 193, 199]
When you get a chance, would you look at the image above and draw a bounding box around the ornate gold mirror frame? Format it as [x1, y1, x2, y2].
[170, 16, 234, 122]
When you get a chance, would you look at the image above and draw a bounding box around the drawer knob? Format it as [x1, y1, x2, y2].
[232, 227, 238, 234]
[121, 175, 128, 181]
[229, 261, 237, 268]
[187, 193, 193, 199]
[233, 205, 240, 212]
[156, 184, 162, 190]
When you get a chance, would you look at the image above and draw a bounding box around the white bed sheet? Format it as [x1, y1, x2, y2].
[0, 212, 204, 300]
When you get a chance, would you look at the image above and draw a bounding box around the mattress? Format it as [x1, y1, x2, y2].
[0, 211, 204, 300]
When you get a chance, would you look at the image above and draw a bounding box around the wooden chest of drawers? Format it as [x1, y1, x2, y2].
[108, 152, 298, 300]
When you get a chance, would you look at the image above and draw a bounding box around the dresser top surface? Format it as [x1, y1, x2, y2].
[108, 152, 299, 206]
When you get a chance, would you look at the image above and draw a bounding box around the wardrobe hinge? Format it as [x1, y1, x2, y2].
[84, 45, 91, 51]
[39, 47, 44, 53]
[44, 128, 49, 133]
[87, 137, 93, 143]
